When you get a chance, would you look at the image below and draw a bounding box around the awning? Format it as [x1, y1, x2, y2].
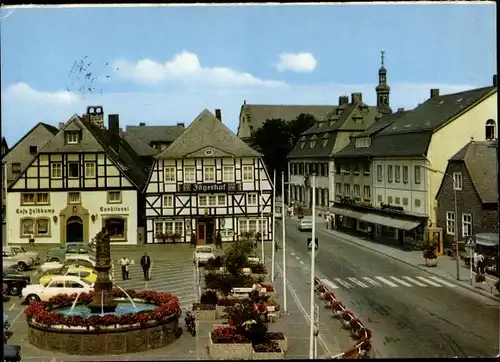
[475, 233, 499, 247]
[328, 206, 366, 220]
[360, 213, 422, 231]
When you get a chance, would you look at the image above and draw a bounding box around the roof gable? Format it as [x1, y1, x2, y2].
[156, 109, 261, 159]
[185, 146, 235, 159]
[4, 122, 59, 158]
[123, 125, 185, 157]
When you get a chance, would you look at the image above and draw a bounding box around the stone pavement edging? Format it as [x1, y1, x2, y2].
[312, 222, 500, 302]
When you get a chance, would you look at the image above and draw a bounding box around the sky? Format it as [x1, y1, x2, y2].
[1, 3, 496, 147]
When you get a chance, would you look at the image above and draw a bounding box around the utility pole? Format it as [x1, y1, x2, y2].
[271, 169, 276, 282]
[281, 171, 287, 312]
[309, 174, 317, 359]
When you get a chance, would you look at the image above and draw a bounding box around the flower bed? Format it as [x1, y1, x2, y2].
[192, 303, 216, 321]
[25, 289, 180, 329]
[267, 332, 288, 352]
[252, 341, 284, 359]
[209, 326, 252, 360]
[250, 263, 268, 274]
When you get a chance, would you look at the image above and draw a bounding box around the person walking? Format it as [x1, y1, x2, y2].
[28, 234, 35, 248]
[476, 252, 485, 275]
[140, 252, 151, 281]
[120, 256, 131, 281]
[473, 251, 479, 272]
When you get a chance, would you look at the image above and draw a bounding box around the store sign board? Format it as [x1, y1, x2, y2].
[16, 208, 55, 215]
[100, 206, 130, 213]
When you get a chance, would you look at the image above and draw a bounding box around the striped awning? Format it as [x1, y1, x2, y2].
[360, 213, 422, 231]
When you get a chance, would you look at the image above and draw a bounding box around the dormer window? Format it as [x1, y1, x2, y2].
[299, 136, 306, 149]
[321, 133, 329, 147]
[355, 137, 371, 148]
[66, 131, 79, 144]
[354, 117, 364, 124]
[317, 121, 325, 128]
[309, 136, 317, 149]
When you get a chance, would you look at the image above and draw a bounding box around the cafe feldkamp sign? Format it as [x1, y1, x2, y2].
[100, 206, 130, 213]
[16, 208, 55, 215]
[177, 183, 242, 193]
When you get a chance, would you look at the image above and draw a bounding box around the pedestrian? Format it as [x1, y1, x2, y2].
[275, 242, 280, 252]
[140, 252, 151, 281]
[28, 234, 35, 248]
[120, 256, 131, 280]
[476, 252, 485, 274]
[330, 216, 335, 230]
[473, 250, 478, 272]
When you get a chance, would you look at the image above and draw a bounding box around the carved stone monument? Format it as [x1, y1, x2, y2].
[88, 226, 117, 313]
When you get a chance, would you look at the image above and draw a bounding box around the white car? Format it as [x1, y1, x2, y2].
[299, 217, 313, 231]
[2, 247, 35, 271]
[40, 255, 96, 273]
[21, 275, 94, 303]
[193, 245, 215, 265]
[7, 246, 41, 265]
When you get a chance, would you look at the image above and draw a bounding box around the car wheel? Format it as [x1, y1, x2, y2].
[27, 294, 41, 303]
[18, 262, 28, 272]
[9, 285, 19, 296]
[50, 258, 59, 262]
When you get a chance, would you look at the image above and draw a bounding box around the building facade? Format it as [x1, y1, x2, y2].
[145, 109, 274, 245]
[332, 76, 498, 250]
[436, 140, 498, 250]
[6, 110, 148, 246]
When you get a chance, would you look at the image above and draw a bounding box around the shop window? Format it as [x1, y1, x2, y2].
[21, 218, 35, 237]
[36, 218, 50, 236]
[104, 218, 126, 240]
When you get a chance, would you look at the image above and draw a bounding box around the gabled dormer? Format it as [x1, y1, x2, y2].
[64, 122, 83, 145]
[299, 136, 306, 149]
[355, 137, 371, 148]
[321, 133, 329, 147]
[309, 135, 317, 149]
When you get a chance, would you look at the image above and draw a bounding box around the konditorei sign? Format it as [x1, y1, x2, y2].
[100, 206, 130, 213]
[177, 183, 242, 193]
[16, 208, 55, 215]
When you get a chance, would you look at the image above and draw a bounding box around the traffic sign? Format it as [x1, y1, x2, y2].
[307, 237, 319, 250]
[313, 302, 319, 334]
[465, 235, 476, 248]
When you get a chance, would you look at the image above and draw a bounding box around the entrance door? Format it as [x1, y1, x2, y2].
[206, 221, 215, 244]
[197, 223, 206, 245]
[66, 216, 83, 243]
[196, 218, 216, 245]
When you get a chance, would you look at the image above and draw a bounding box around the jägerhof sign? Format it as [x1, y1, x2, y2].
[177, 183, 242, 193]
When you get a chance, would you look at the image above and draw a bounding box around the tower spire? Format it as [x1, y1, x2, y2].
[376, 50, 392, 115]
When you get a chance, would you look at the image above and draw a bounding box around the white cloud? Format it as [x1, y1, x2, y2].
[2, 81, 481, 148]
[276, 52, 317, 73]
[113, 51, 287, 88]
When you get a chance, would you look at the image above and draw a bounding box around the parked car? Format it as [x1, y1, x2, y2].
[3, 260, 19, 273]
[45, 243, 95, 263]
[4, 312, 13, 343]
[298, 217, 313, 231]
[2, 247, 35, 271]
[3, 283, 9, 301]
[3, 345, 21, 362]
[2, 271, 31, 296]
[40, 255, 96, 273]
[39, 265, 97, 285]
[193, 245, 216, 265]
[21, 275, 94, 303]
[7, 245, 41, 264]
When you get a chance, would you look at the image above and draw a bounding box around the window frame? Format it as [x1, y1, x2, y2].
[395, 165, 401, 183]
[414, 166, 421, 184]
[51, 162, 62, 179]
[36, 193, 50, 205]
[363, 185, 371, 199]
[453, 172, 463, 191]
[163, 195, 173, 207]
[204, 166, 216, 183]
[68, 162, 80, 179]
[66, 132, 79, 145]
[387, 165, 393, 183]
[20, 218, 35, 237]
[344, 184, 350, 196]
[107, 191, 122, 204]
[103, 217, 127, 241]
[247, 193, 258, 206]
[376, 165, 383, 182]
[353, 184, 361, 197]
[222, 166, 234, 182]
[84, 162, 96, 178]
[21, 193, 36, 205]
[164, 167, 176, 183]
[68, 192, 81, 204]
[461, 213, 472, 237]
[242, 165, 254, 181]
[402, 166, 409, 183]
[183, 166, 196, 183]
[446, 211, 455, 235]
[35, 218, 50, 237]
[199, 195, 207, 207]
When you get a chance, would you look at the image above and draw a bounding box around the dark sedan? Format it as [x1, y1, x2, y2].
[2, 271, 30, 296]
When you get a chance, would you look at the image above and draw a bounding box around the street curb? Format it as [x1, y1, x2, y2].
[289, 218, 500, 302]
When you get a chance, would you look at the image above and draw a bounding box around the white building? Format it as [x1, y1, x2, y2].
[6, 109, 148, 246]
[144, 109, 273, 245]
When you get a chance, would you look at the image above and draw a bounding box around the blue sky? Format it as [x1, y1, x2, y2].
[1, 3, 496, 146]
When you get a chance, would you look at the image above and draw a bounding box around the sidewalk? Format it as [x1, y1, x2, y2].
[290, 217, 499, 301]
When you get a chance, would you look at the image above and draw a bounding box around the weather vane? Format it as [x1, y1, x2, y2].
[381, 50, 385, 67]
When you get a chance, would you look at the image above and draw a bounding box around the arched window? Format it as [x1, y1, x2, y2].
[485, 119, 496, 140]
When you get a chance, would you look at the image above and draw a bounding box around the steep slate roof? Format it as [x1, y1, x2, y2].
[449, 140, 498, 203]
[240, 104, 335, 134]
[39, 115, 148, 188]
[287, 102, 380, 159]
[123, 125, 186, 157]
[4, 122, 59, 158]
[157, 109, 262, 159]
[334, 85, 497, 158]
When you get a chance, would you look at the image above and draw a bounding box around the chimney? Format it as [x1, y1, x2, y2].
[430, 89, 440, 99]
[108, 114, 120, 135]
[86, 106, 104, 128]
[351, 92, 362, 104]
[244, 100, 246, 105]
[397, 108, 405, 112]
[177, 123, 185, 127]
[119, 127, 124, 138]
[493, 74, 497, 87]
[58, 122, 65, 130]
[339, 96, 349, 105]
[215, 109, 222, 122]
[139, 122, 146, 126]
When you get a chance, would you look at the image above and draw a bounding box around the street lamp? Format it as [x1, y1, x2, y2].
[281, 171, 288, 313]
[309, 173, 317, 359]
[271, 170, 276, 282]
[421, 164, 460, 281]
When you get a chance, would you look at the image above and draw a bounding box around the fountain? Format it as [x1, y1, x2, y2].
[24, 226, 182, 355]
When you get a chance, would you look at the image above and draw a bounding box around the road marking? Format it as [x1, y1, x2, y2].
[276, 263, 333, 358]
[416, 276, 443, 287]
[300, 260, 305, 265]
[348, 277, 369, 288]
[8, 303, 16, 311]
[389, 276, 413, 287]
[361, 277, 380, 286]
[291, 252, 296, 256]
[375, 276, 398, 287]
[321, 279, 340, 289]
[295, 256, 300, 260]
[334, 278, 352, 288]
[427, 276, 457, 287]
[9, 307, 25, 326]
[402, 276, 427, 287]
[31, 271, 38, 277]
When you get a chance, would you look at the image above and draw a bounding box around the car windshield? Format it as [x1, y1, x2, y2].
[197, 248, 213, 253]
[80, 278, 93, 286]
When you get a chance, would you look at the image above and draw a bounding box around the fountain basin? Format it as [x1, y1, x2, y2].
[25, 290, 181, 355]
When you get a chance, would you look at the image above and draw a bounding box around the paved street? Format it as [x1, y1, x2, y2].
[274, 218, 499, 358]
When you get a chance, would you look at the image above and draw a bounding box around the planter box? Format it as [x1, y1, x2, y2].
[215, 305, 229, 319]
[252, 349, 285, 359]
[194, 309, 216, 321]
[425, 258, 438, 267]
[208, 333, 253, 360]
[265, 291, 277, 301]
[252, 273, 269, 281]
[268, 335, 288, 352]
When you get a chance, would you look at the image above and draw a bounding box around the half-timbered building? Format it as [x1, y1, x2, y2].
[6, 110, 148, 246]
[144, 109, 274, 245]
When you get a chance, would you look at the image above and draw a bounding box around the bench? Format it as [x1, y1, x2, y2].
[248, 257, 260, 264]
[231, 287, 253, 296]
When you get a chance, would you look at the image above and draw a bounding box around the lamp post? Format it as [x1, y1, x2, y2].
[281, 171, 288, 313]
[271, 170, 276, 282]
[421, 164, 460, 280]
[260, 190, 265, 263]
[309, 173, 317, 359]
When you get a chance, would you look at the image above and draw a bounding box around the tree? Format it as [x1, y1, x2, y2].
[287, 113, 317, 147]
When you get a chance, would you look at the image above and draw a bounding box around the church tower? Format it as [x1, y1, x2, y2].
[376, 51, 392, 115]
